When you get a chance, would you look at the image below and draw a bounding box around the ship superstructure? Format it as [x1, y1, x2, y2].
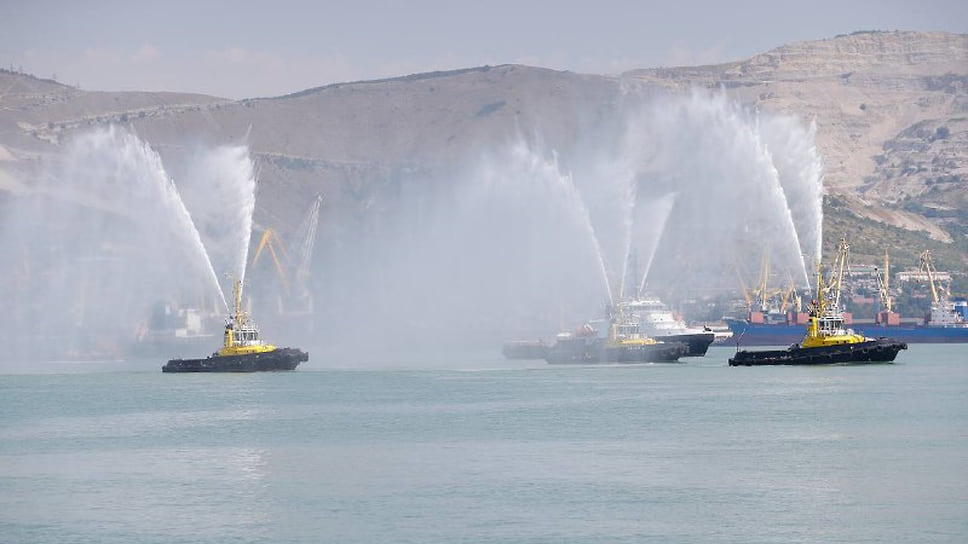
[616, 297, 715, 356]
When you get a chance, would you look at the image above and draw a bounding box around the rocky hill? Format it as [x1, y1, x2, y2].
[625, 31, 968, 250]
[2, 31, 967, 268]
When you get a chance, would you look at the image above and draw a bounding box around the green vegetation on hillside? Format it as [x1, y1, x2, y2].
[823, 195, 968, 297]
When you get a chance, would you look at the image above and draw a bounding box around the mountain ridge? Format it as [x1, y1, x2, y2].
[2, 31, 966, 269]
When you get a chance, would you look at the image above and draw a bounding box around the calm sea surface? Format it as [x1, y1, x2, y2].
[1, 345, 966, 543]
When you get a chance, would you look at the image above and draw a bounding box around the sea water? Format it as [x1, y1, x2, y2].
[1, 345, 965, 543]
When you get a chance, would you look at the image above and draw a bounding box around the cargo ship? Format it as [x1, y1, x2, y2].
[726, 314, 968, 345]
[727, 249, 968, 345]
[162, 279, 308, 373]
[730, 238, 907, 366]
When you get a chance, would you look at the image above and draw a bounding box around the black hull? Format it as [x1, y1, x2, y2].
[502, 340, 550, 360]
[544, 337, 596, 364]
[654, 332, 715, 357]
[162, 347, 308, 373]
[599, 342, 689, 363]
[728, 338, 907, 366]
[545, 338, 688, 364]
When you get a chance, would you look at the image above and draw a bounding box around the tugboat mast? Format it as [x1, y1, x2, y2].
[231, 276, 248, 329]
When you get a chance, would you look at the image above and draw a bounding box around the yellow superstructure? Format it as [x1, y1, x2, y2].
[216, 278, 277, 357]
[607, 309, 659, 346]
[800, 238, 867, 349]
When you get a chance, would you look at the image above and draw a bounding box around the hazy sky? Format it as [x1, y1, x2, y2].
[3, 0, 966, 99]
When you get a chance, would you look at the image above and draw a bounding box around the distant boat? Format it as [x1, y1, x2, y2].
[729, 238, 906, 366]
[162, 278, 308, 373]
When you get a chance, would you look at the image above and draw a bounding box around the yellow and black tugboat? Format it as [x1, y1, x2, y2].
[162, 279, 308, 372]
[545, 311, 688, 364]
[729, 238, 906, 366]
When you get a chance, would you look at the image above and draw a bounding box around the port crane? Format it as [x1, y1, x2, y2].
[919, 250, 956, 326]
[823, 237, 851, 310]
[251, 227, 290, 294]
[756, 253, 771, 310]
[873, 250, 893, 314]
[751, 252, 800, 313]
[293, 193, 323, 303]
[249, 194, 323, 315]
[780, 277, 802, 314]
[917, 250, 965, 326]
[919, 250, 942, 305]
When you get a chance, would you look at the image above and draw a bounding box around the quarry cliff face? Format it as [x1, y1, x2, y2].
[624, 31, 968, 242]
[1, 31, 966, 245]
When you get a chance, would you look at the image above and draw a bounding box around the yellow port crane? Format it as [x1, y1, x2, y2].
[779, 276, 801, 313]
[734, 251, 791, 313]
[919, 249, 943, 304]
[824, 237, 850, 309]
[248, 194, 323, 314]
[251, 227, 291, 294]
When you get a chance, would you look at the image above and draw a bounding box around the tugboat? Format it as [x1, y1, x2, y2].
[162, 278, 309, 372]
[729, 238, 907, 366]
[545, 313, 688, 364]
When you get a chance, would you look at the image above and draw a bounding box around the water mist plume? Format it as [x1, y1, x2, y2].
[610, 90, 822, 293]
[0, 125, 251, 363]
[186, 91, 823, 366]
[59, 126, 228, 311]
[476, 138, 616, 306]
[636, 192, 678, 297]
[759, 115, 825, 268]
[175, 143, 258, 300]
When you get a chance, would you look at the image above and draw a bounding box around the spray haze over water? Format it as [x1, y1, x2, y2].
[311, 90, 825, 362]
[64, 126, 225, 306]
[0, 89, 823, 365]
[0, 126, 260, 362]
[318, 90, 824, 360]
[601, 91, 823, 294]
